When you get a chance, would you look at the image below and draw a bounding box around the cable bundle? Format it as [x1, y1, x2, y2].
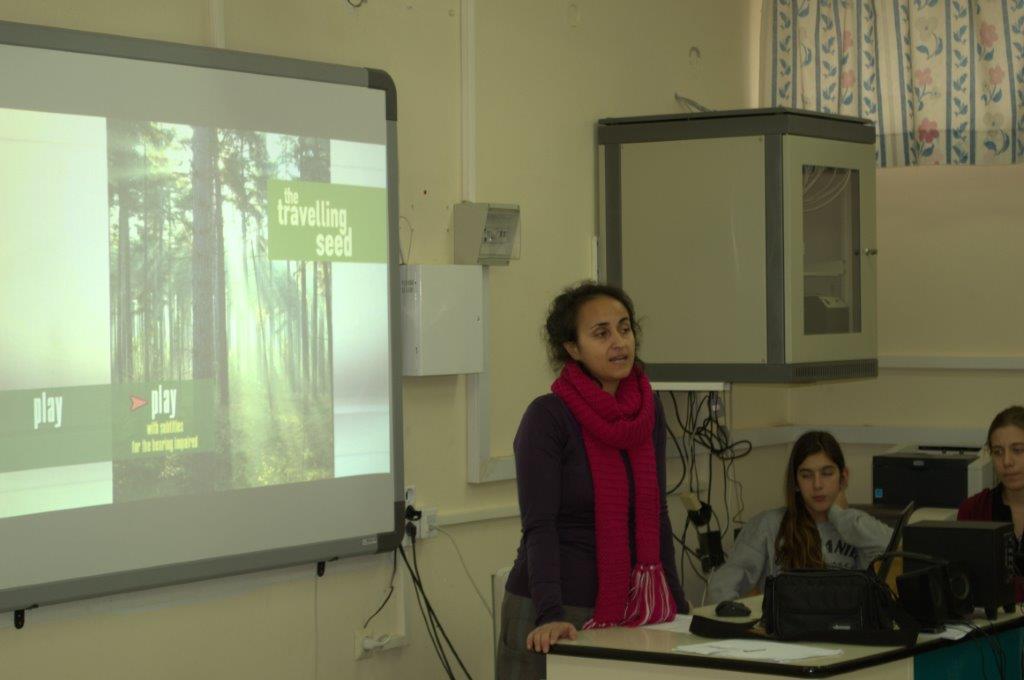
[362, 520, 475, 680]
[664, 391, 752, 600]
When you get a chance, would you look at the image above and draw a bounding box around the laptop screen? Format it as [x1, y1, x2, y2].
[875, 500, 916, 582]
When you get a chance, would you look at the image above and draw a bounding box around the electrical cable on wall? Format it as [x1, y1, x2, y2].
[362, 548, 399, 628]
[406, 538, 454, 677]
[665, 390, 752, 583]
[437, 528, 492, 618]
[671, 521, 710, 607]
[358, 508, 484, 676]
[667, 392, 713, 578]
[400, 512, 475, 680]
[666, 416, 690, 495]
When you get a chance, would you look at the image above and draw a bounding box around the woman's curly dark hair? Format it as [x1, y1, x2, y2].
[543, 281, 641, 371]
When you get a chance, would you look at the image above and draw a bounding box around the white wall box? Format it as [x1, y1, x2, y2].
[401, 264, 484, 376]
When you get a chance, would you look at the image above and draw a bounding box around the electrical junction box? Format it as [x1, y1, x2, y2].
[453, 201, 520, 266]
[400, 264, 484, 376]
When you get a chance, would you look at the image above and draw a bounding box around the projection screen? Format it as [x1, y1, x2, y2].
[0, 21, 403, 614]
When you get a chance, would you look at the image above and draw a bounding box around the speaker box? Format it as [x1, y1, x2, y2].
[903, 520, 1016, 619]
[896, 561, 972, 630]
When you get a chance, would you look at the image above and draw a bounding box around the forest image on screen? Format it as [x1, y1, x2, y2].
[0, 110, 390, 520]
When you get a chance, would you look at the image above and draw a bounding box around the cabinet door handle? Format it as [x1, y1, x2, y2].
[863, 248, 878, 256]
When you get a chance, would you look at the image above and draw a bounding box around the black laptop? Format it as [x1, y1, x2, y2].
[874, 500, 915, 583]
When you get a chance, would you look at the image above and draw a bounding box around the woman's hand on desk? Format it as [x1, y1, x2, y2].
[526, 621, 578, 654]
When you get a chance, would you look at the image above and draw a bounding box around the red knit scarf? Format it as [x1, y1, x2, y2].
[551, 360, 677, 628]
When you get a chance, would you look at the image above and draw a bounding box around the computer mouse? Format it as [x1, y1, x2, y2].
[714, 600, 752, 617]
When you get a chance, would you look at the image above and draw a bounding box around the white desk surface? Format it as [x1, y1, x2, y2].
[549, 596, 1023, 679]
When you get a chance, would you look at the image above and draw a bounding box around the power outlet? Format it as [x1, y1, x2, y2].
[354, 627, 373, 660]
[401, 502, 436, 544]
[354, 626, 408, 660]
[416, 507, 438, 539]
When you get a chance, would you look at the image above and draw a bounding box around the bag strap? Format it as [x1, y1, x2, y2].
[689, 615, 764, 640]
[870, 550, 950, 568]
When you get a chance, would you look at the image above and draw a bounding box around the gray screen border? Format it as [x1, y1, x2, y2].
[0, 19, 403, 615]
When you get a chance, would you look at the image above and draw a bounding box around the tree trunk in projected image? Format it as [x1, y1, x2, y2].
[212, 137, 234, 488]
[108, 120, 140, 385]
[218, 129, 271, 488]
[287, 261, 298, 389]
[323, 260, 332, 394]
[296, 138, 332, 396]
[246, 134, 276, 406]
[311, 262, 319, 394]
[192, 126, 215, 384]
[300, 259, 309, 391]
[219, 130, 275, 407]
[213, 150, 230, 405]
[115, 178, 133, 382]
[108, 120, 140, 502]
[296, 137, 333, 474]
[184, 124, 231, 493]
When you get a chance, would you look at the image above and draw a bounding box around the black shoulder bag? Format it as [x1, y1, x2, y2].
[691, 567, 920, 646]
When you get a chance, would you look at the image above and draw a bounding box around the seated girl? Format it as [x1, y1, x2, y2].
[708, 430, 893, 603]
[957, 406, 1024, 600]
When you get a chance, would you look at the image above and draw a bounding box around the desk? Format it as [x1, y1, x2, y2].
[549, 597, 1024, 678]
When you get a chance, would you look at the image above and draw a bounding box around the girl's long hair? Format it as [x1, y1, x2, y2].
[774, 431, 846, 570]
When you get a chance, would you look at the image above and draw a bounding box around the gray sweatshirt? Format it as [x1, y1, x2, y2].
[707, 505, 893, 603]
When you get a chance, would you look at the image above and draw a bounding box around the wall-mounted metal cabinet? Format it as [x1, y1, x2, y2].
[597, 108, 878, 382]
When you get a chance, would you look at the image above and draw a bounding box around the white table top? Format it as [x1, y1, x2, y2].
[551, 596, 1023, 677]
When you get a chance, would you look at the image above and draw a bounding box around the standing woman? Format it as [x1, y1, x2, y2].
[957, 406, 1024, 600]
[496, 282, 687, 680]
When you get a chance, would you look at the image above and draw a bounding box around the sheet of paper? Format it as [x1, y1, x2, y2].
[644, 614, 692, 634]
[936, 623, 971, 641]
[673, 639, 843, 662]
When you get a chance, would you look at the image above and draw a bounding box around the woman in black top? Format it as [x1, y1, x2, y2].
[496, 281, 686, 680]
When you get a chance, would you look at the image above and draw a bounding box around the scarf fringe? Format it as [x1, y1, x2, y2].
[581, 618, 613, 630]
[582, 563, 677, 629]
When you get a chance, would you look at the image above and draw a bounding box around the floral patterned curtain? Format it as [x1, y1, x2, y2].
[759, 0, 1024, 166]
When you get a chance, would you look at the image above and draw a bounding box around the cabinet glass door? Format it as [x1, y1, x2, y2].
[801, 165, 861, 336]
[784, 135, 876, 364]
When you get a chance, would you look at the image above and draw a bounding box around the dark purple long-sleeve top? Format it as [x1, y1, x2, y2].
[505, 392, 688, 625]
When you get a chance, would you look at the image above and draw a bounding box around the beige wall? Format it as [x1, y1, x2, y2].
[0, 2, 760, 678]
